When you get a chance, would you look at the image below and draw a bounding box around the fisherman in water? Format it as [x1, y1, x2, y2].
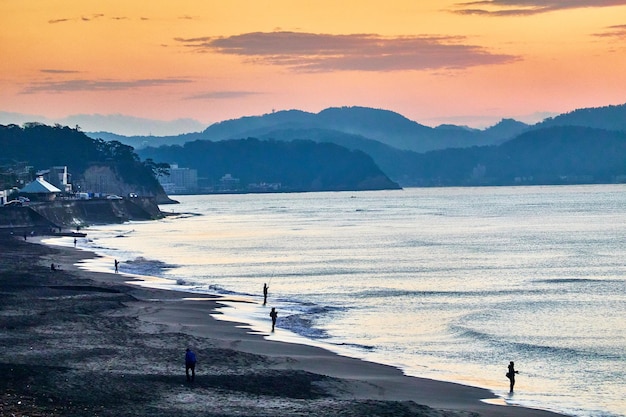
[263, 283, 269, 305]
[269, 307, 278, 332]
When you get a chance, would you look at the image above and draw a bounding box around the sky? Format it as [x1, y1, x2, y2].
[2, 0, 626, 135]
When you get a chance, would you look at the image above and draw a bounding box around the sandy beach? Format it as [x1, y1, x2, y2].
[0, 234, 567, 417]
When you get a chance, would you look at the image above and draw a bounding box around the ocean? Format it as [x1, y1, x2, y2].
[46, 185, 626, 417]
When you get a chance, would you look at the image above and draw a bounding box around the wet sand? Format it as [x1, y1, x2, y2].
[0, 234, 567, 416]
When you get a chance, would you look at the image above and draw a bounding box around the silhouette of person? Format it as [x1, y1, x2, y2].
[507, 361, 519, 392]
[263, 283, 268, 305]
[51, 263, 56, 271]
[269, 307, 278, 332]
[74, 238, 77, 247]
[114, 259, 119, 273]
[185, 348, 197, 382]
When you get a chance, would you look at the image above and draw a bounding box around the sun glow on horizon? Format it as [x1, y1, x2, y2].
[2, 1, 626, 133]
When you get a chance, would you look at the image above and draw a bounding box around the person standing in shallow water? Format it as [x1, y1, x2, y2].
[507, 361, 519, 393]
[185, 348, 197, 382]
[269, 307, 278, 332]
[114, 259, 119, 273]
[263, 283, 268, 305]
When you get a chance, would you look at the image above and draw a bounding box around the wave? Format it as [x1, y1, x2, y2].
[451, 325, 623, 361]
[532, 278, 620, 284]
[283, 303, 352, 341]
[353, 288, 545, 299]
[328, 341, 375, 351]
[120, 256, 178, 277]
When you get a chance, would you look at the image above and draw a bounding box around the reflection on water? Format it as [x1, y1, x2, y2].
[53, 185, 626, 417]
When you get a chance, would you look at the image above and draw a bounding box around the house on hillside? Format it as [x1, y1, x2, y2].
[20, 176, 62, 201]
[37, 166, 72, 193]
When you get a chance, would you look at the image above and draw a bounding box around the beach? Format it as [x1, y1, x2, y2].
[0, 234, 567, 417]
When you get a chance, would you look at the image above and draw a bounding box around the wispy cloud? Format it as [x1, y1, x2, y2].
[21, 78, 192, 94]
[185, 91, 263, 100]
[48, 13, 139, 24]
[593, 24, 626, 39]
[175, 31, 518, 72]
[452, 0, 626, 16]
[48, 18, 71, 24]
[81, 13, 104, 22]
[40, 69, 82, 74]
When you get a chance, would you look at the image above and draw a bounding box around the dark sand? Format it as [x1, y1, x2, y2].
[0, 234, 568, 416]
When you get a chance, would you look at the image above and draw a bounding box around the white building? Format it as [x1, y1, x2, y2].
[20, 176, 62, 201]
[37, 166, 72, 193]
[158, 164, 198, 194]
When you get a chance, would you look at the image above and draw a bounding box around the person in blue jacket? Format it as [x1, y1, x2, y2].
[185, 348, 197, 382]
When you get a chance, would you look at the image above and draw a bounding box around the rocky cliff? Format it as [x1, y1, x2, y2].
[0, 198, 163, 234]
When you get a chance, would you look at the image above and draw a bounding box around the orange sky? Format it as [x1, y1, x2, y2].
[1, 0, 626, 134]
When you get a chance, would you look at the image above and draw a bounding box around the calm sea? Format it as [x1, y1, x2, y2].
[47, 185, 626, 417]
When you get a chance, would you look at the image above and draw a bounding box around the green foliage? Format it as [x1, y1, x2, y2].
[404, 126, 626, 186]
[138, 138, 399, 191]
[537, 103, 626, 132]
[142, 159, 170, 177]
[0, 123, 162, 191]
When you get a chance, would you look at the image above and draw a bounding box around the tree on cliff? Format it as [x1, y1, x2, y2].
[0, 123, 168, 197]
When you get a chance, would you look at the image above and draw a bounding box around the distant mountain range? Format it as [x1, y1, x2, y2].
[94, 102, 626, 187]
[89, 107, 533, 153]
[0, 112, 205, 137]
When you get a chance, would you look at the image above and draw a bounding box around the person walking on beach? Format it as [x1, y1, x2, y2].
[269, 307, 278, 332]
[185, 348, 197, 382]
[506, 361, 519, 393]
[263, 283, 269, 305]
[114, 259, 119, 273]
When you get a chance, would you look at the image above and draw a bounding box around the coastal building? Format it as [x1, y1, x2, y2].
[20, 176, 62, 201]
[157, 164, 198, 194]
[247, 182, 282, 192]
[37, 166, 72, 193]
[218, 173, 240, 191]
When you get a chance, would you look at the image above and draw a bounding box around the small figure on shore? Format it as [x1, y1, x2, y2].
[269, 307, 278, 332]
[506, 361, 519, 393]
[114, 259, 119, 273]
[185, 348, 197, 382]
[74, 238, 77, 247]
[263, 283, 269, 305]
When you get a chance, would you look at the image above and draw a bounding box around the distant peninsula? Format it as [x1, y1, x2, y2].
[0, 124, 400, 206]
[138, 138, 401, 193]
[128, 103, 626, 188]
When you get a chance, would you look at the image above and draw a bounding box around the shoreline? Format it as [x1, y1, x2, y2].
[1, 235, 568, 417]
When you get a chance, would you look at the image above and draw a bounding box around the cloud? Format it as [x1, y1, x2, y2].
[452, 0, 626, 16]
[593, 24, 626, 39]
[48, 18, 71, 24]
[40, 69, 82, 74]
[48, 14, 137, 24]
[81, 13, 104, 22]
[185, 91, 263, 100]
[21, 78, 192, 94]
[175, 31, 518, 72]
